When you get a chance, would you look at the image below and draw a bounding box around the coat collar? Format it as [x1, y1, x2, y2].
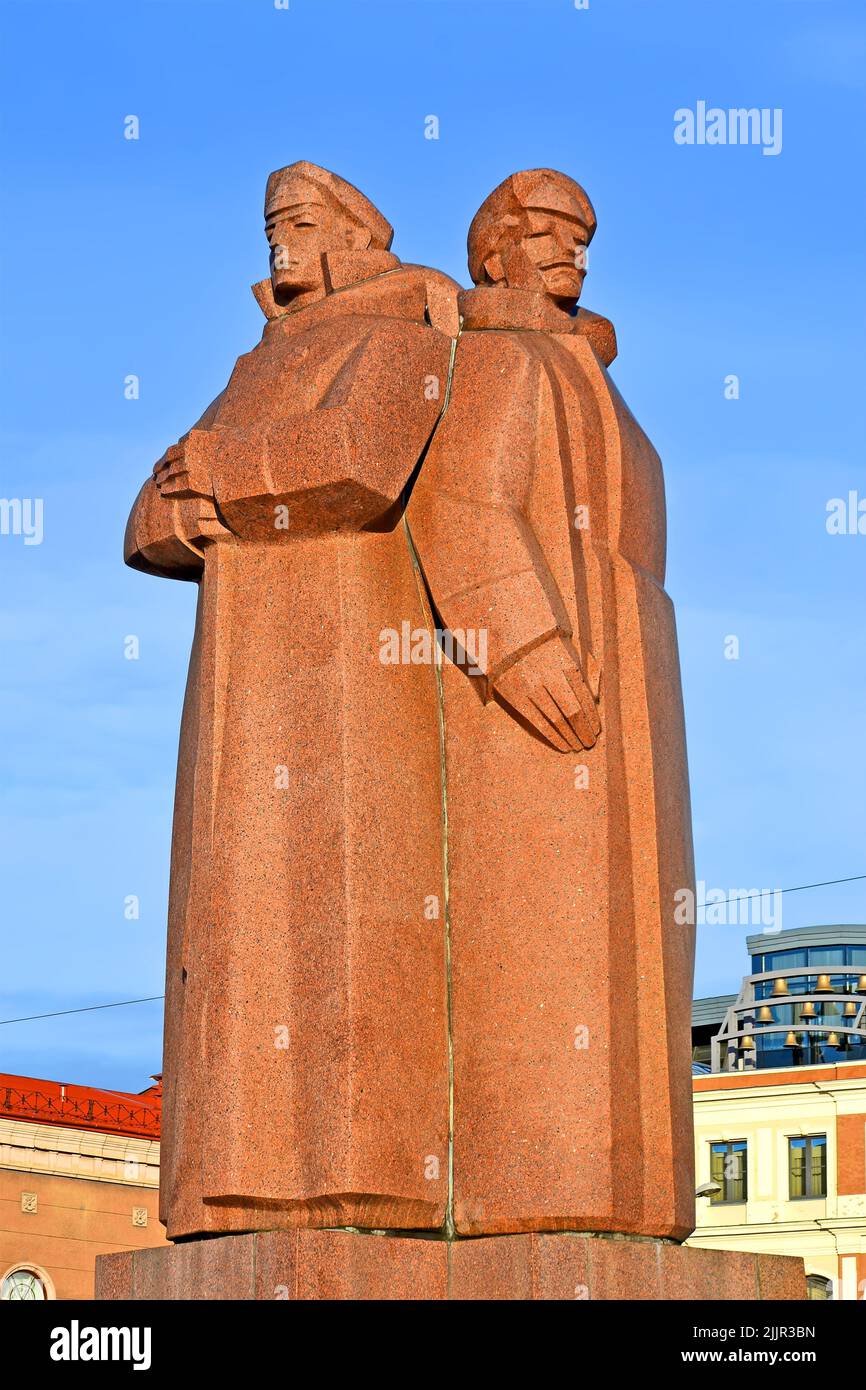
[251, 250, 402, 324]
[458, 287, 617, 365]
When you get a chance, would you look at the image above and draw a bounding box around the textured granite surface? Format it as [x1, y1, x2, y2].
[97, 1231, 805, 1302]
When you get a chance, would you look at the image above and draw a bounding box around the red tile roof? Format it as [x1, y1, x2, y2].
[0, 1072, 161, 1139]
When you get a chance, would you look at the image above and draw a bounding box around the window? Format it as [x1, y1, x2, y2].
[789, 1135, 827, 1199]
[806, 1274, 833, 1300]
[710, 1140, 747, 1203]
[752, 948, 807, 974]
[1, 1268, 46, 1301]
[808, 948, 845, 968]
[752, 944, 866, 974]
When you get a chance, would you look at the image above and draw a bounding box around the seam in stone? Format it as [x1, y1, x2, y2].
[434, 611, 455, 1240]
[431, 329, 458, 1239]
[317, 1225, 680, 1244]
[403, 524, 455, 1239]
[401, 326, 459, 1239]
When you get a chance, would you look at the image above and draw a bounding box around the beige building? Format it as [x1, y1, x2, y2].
[689, 926, 866, 1299]
[690, 1061, 866, 1298]
[0, 1073, 167, 1300]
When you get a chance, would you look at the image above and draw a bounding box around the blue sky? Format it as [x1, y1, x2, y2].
[1, 0, 864, 1090]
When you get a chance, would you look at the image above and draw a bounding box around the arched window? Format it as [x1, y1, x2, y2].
[806, 1274, 833, 1301]
[1, 1266, 50, 1300]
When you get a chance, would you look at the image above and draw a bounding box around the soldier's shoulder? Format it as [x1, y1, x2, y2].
[455, 323, 541, 376]
[399, 264, 462, 337]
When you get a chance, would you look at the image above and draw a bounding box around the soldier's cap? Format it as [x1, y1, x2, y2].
[264, 161, 394, 251]
[467, 168, 597, 286]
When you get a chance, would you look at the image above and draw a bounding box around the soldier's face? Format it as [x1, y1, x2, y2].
[265, 188, 363, 305]
[505, 209, 589, 304]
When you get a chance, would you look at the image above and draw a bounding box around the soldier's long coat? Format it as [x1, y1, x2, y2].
[126, 260, 455, 1239]
[407, 287, 697, 1240]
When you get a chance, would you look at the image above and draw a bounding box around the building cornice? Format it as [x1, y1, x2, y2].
[0, 1115, 160, 1188]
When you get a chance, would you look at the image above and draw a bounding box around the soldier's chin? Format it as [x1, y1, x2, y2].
[271, 273, 314, 305]
[543, 270, 583, 304]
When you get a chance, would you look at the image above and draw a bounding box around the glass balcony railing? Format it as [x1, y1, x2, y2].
[712, 966, 866, 1071]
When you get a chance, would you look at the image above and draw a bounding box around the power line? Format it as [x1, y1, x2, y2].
[0, 996, 164, 1027]
[708, 874, 866, 910]
[1, 873, 864, 1028]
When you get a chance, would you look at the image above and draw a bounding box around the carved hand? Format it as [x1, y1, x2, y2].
[154, 429, 218, 500]
[493, 635, 601, 753]
[182, 498, 233, 546]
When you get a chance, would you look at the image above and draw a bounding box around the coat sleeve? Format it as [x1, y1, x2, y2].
[124, 479, 205, 581]
[407, 332, 572, 690]
[124, 388, 228, 580]
[210, 320, 453, 537]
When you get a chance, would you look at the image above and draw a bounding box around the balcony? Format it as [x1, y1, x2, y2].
[712, 968, 866, 1072]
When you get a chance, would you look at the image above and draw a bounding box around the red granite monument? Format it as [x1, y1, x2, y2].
[98, 164, 804, 1300]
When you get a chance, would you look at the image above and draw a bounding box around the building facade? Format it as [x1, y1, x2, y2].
[690, 926, 866, 1299]
[0, 1073, 167, 1300]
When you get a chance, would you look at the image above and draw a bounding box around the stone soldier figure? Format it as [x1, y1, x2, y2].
[125, 162, 459, 1240]
[408, 169, 697, 1240]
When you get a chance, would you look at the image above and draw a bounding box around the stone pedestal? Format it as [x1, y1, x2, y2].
[96, 1230, 804, 1301]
